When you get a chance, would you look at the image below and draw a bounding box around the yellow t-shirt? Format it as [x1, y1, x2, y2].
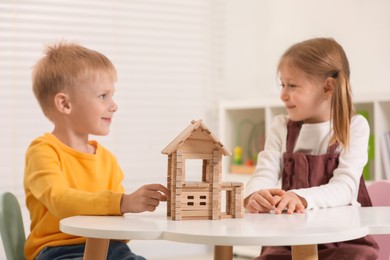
[24, 133, 124, 260]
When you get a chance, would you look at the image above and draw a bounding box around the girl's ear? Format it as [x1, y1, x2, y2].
[324, 77, 336, 98]
[54, 92, 71, 114]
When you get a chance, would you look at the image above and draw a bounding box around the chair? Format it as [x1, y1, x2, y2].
[367, 180, 390, 260]
[0, 192, 26, 260]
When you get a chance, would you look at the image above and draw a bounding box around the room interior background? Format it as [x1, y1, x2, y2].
[1, 0, 389, 258]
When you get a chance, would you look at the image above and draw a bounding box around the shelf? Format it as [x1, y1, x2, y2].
[230, 165, 255, 174]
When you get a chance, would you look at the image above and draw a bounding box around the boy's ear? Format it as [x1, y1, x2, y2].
[54, 92, 71, 114]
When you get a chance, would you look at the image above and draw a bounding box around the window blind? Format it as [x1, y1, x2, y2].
[0, 0, 224, 202]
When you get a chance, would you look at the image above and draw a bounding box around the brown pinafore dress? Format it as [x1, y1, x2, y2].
[257, 120, 379, 260]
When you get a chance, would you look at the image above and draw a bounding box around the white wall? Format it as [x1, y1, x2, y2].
[224, 0, 390, 101]
[1, 0, 390, 258]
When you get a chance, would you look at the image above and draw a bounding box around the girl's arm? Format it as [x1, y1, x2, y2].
[244, 115, 287, 206]
[292, 114, 370, 209]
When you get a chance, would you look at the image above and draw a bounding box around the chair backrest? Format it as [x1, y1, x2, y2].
[367, 180, 390, 260]
[0, 192, 26, 260]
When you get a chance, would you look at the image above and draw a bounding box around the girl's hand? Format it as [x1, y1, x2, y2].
[120, 184, 170, 213]
[245, 188, 286, 213]
[274, 191, 307, 214]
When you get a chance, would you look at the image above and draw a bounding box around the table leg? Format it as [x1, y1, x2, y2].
[214, 245, 233, 260]
[83, 238, 110, 260]
[291, 244, 318, 260]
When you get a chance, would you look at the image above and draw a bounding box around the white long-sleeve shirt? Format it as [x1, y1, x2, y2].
[245, 114, 370, 210]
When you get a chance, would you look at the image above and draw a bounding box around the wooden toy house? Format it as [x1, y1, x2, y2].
[162, 119, 243, 220]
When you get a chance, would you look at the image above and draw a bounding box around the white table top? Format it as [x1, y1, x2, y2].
[60, 206, 390, 247]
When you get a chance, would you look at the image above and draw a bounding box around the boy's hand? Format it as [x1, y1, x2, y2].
[121, 184, 170, 214]
[245, 188, 285, 213]
[274, 191, 307, 214]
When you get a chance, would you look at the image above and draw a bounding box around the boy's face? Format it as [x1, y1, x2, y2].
[68, 73, 117, 136]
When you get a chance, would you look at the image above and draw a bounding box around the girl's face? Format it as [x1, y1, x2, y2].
[68, 73, 118, 137]
[279, 61, 331, 124]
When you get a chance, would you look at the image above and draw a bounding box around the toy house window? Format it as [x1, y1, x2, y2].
[186, 194, 208, 207]
[184, 159, 203, 182]
[221, 189, 230, 216]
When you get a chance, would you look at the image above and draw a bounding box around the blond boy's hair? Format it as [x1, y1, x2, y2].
[32, 42, 117, 120]
[278, 37, 354, 149]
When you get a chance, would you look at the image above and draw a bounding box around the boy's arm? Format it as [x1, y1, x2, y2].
[120, 184, 170, 213]
[25, 145, 123, 219]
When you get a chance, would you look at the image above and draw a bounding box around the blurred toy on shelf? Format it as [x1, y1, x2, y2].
[230, 119, 265, 174]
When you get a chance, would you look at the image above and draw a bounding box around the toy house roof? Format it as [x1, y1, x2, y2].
[161, 119, 231, 156]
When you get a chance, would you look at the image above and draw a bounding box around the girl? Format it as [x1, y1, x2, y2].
[244, 38, 379, 259]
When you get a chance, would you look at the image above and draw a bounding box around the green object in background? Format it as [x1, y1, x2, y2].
[357, 110, 374, 180]
[233, 146, 243, 165]
[235, 119, 264, 166]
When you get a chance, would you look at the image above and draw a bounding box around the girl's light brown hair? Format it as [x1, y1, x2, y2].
[278, 37, 354, 148]
[32, 41, 117, 120]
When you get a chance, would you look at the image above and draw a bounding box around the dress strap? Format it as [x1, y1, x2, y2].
[327, 142, 339, 155]
[286, 120, 303, 153]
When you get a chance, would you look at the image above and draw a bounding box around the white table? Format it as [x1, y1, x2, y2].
[60, 206, 390, 260]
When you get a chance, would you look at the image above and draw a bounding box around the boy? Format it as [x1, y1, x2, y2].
[24, 42, 169, 260]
